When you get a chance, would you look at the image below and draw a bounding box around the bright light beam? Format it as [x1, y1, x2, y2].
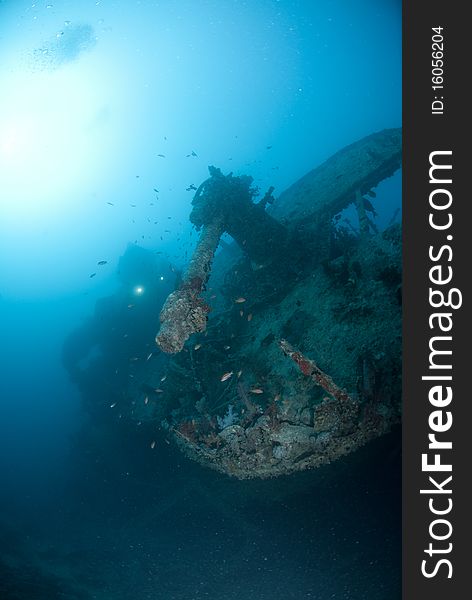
[0, 65, 106, 225]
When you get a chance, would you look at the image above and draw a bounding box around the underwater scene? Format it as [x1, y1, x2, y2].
[0, 1, 401, 598]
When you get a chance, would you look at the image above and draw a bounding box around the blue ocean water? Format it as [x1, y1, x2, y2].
[0, 1, 401, 598]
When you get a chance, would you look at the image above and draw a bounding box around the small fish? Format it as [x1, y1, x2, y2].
[224, 345, 231, 350]
[239, 310, 244, 317]
[97, 260, 107, 265]
[160, 375, 167, 382]
[130, 204, 136, 207]
[127, 304, 135, 309]
[110, 402, 117, 408]
[154, 388, 164, 393]
[247, 313, 253, 322]
[186, 184, 197, 191]
[106, 201, 114, 206]
[194, 343, 202, 350]
[210, 294, 216, 299]
[89, 273, 96, 278]
[266, 145, 272, 150]
[220, 371, 233, 382]
[146, 352, 153, 361]
[153, 188, 159, 193]
[237, 370, 243, 378]
[234, 297, 246, 303]
[144, 396, 149, 405]
[274, 394, 281, 402]
[150, 440, 156, 449]
[250, 388, 264, 394]
[157, 154, 166, 158]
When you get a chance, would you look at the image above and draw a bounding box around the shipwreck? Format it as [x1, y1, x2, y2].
[60, 128, 401, 479]
[112, 127, 402, 479]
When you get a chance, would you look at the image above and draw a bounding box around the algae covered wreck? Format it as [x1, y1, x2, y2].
[69, 128, 402, 479]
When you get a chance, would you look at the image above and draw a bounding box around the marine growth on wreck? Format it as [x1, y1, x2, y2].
[70, 128, 402, 479]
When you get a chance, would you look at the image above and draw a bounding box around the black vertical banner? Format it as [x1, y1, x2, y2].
[403, 2, 470, 598]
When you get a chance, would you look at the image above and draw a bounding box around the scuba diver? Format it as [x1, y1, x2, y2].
[62, 244, 177, 418]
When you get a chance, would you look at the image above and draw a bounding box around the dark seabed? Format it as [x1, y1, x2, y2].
[1, 425, 400, 600]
